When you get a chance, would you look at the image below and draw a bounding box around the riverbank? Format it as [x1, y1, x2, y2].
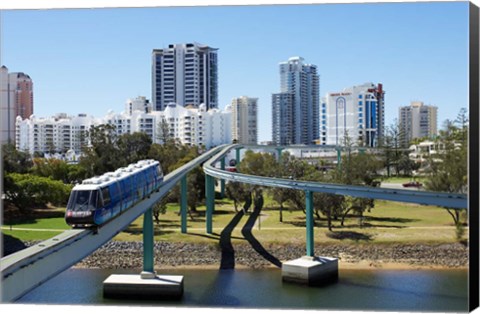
[68, 241, 468, 270]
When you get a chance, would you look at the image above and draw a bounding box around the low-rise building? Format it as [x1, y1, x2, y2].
[15, 98, 232, 156]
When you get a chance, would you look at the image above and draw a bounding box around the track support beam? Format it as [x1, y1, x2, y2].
[205, 174, 215, 234]
[180, 175, 188, 234]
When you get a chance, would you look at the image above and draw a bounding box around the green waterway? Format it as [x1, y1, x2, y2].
[17, 268, 469, 312]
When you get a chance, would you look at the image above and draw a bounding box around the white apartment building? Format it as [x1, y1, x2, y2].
[320, 82, 385, 148]
[152, 42, 218, 111]
[125, 96, 153, 115]
[16, 113, 99, 155]
[16, 99, 231, 156]
[399, 101, 438, 146]
[231, 96, 258, 145]
[162, 103, 231, 148]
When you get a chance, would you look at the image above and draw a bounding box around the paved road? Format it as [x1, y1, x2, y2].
[380, 182, 424, 190]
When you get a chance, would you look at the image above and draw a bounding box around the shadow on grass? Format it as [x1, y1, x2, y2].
[366, 216, 420, 224]
[284, 219, 328, 229]
[326, 231, 373, 242]
[219, 211, 245, 269]
[242, 205, 282, 268]
[181, 209, 233, 218]
[154, 220, 182, 229]
[340, 223, 406, 229]
[188, 232, 221, 241]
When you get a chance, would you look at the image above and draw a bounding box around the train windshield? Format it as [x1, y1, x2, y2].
[67, 190, 100, 212]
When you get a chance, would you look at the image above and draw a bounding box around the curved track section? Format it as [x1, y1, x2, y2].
[204, 145, 467, 209]
[1, 145, 228, 302]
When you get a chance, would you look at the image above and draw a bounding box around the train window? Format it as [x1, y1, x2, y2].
[90, 190, 99, 209]
[102, 187, 111, 206]
[68, 190, 98, 212]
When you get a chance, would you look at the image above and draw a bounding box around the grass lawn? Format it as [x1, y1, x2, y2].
[380, 176, 429, 184]
[2, 207, 69, 241]
[2, 197, 464, 245]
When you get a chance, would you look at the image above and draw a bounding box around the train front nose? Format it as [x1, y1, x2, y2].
[65, 210, 94, 226]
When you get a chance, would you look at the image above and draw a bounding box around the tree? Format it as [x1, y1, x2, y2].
[341, 197, 374, 227]
[156, 118, 172, 145]
[153, 197, 168, 225]
[302, 170, 345, 230]
[186, 166, 205, 213]
[4, 173, 72, 213]
[270, 187, 292, 222]
[148, 140, 199, 175]
[333, 146, 383, 227]
[268, 152, 314, 222]
[32, 158, 69, 182]
[236, 150, 278, 214]
[2, 144, 33, 173]
[382, 120, 408, 176]
[79, 124, 120, 176]
[225, 181, 250, 212]
[424, 109, 468, 241]
[117, 132, 152, 165]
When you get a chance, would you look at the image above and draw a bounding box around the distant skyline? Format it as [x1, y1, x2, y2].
[1, 1, 470, 142]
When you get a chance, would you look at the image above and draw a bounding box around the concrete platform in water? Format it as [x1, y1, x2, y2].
[282, 256, 338, 285]
[103, 273, 184, 299]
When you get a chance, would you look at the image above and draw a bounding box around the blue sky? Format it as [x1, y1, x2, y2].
[1, 2, 470, 142]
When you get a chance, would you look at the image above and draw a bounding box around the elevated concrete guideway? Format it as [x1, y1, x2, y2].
[204, 144, 468, 284]
[1, 144, 228, 302]
[205, 145, 467, 210]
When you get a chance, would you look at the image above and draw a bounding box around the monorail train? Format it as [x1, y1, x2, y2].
[65, 159, 163, 227]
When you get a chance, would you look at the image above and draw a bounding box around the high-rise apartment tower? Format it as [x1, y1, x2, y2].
[231, 96, 258, 145]
[399, 101, 437, 146]
[152, 43, 218, 111]
[271, 57, 319, 145]
[1, 65, 33, 144]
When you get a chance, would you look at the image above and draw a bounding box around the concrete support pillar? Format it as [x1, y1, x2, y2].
[235, 147, 242, 165]
[104, 209, 184, 299]
[281, 189, 338, 285]
[336, 148, 341, 169]
[205, 174, 215, 234]
[142, 208, 155, 278]
[180, 175, 188, 234]
[220, 158, 225, 198]
[305, 190, 314, 257]
[276, 147, 284, 163]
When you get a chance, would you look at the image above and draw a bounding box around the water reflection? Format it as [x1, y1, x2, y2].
[18, 268, 468, 312]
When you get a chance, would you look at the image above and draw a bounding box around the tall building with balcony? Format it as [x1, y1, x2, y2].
[320, 82, 385, 147]
[231, 96, 258, 145]
[1, 65, 34, 144]
[152, 42, 218, 111]
[399, 101, 438, 146]
[271, 57, 319, 145]
[272, 92, 293, 145]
